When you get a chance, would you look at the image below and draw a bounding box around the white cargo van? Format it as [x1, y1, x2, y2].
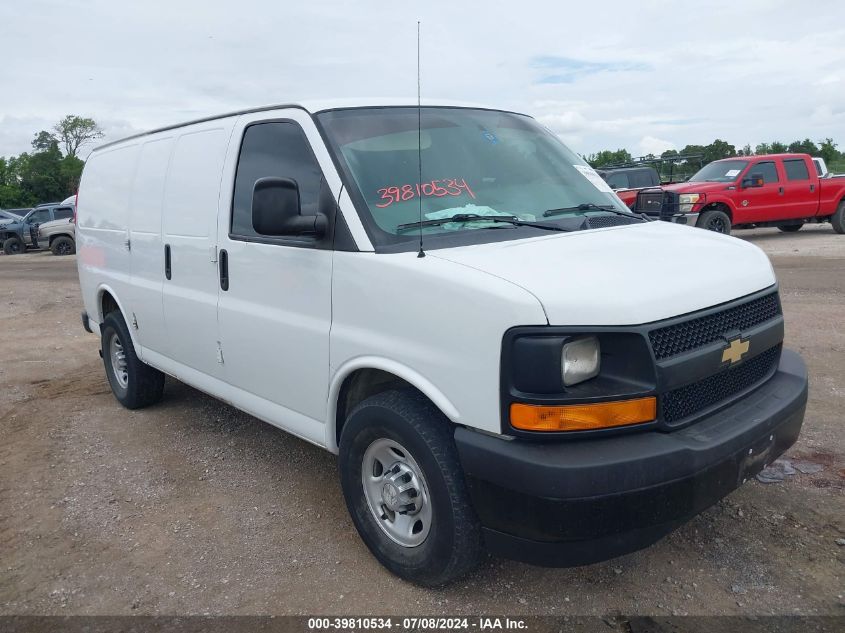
[77, 101, 808, 586]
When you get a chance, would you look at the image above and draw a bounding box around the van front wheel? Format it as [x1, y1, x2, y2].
[338, 389, 483, 587]
[101, 311, 165, 409]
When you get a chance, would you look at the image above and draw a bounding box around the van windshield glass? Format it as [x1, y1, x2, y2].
[688, 160, 749, 183]
[317, 107, 628, 248]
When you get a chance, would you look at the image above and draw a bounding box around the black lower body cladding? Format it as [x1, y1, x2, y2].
[455, 349, 808, 566]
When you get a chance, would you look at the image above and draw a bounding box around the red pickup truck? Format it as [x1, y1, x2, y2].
[634, 153, 845, 235]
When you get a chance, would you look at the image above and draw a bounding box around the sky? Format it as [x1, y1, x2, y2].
[2, 0, 844, 160]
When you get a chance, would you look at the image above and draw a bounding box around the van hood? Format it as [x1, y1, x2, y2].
[429, 221, 776, 326]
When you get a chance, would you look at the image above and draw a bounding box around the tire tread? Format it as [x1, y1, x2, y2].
[340, 389, 483, 586]
[102, 311, 165, 409]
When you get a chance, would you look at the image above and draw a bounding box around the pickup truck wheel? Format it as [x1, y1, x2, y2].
[3, 236, 24, 255]
[50, 236, 76, 255]
[833, 202, 845, 234]
[778, 223, 803, 233]
[101, 311, 165, 409]
[338, 389, 483, 587]
[697, 209, 732, 234]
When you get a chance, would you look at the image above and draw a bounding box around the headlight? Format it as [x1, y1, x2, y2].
[561, 336, 600, 386]
[678, 193, 704, 213]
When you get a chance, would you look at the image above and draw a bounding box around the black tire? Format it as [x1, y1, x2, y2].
[778, 223, 803, 233]
[832, 201, 845, 235]
[3, 236, 24, 255]
[50, 236, 76, 255]
[697, 209, 732, 235]
[339, 389, 483, 587]
[100, 311, 165, 409]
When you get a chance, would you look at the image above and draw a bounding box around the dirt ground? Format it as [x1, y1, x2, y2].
[1, 224, 843, 617]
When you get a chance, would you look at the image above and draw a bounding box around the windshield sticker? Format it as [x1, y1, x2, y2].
[376, 178, 476, 208]
[573, 164, 613, 193]
[725, 169, 741, 177]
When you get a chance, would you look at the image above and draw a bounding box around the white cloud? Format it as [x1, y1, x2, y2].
[536, 111, 590, 134]
[639, 136, 675, 157]
[0, 0, 844, 157]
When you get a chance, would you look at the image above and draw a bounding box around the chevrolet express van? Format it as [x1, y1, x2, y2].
[77, 101, 808, 586]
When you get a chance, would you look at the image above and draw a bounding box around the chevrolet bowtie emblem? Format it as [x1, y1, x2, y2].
[722, 337, 750, 365]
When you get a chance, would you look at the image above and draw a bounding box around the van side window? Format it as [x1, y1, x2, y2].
[753, 161, 778, 184]
[231, 122, 323, 240]
[783, 159, 810, 181]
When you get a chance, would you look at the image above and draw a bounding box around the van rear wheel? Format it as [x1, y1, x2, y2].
[338, 389, 483, 587]
[101, 311, 165, 409]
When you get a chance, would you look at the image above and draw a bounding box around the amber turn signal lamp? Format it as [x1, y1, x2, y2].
[510, 397, 657, 432]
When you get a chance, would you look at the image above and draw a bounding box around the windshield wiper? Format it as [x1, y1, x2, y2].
[543, 203, 646, 221]
[396, 213, 572, 233]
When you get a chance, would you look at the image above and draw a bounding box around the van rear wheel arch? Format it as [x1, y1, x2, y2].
[99, 289, 120, 322]
[96, 288, 143, 352]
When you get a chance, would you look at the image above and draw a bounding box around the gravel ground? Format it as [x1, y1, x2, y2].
[0, 224, 843, 617]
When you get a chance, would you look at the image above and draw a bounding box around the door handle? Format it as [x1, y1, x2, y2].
[810, 184, 815, 192]
[164, 244, 171, 280]
[219, 249, 229, 291]
[778, 186, 784, 195]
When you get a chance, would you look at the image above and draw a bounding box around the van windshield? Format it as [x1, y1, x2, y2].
[317, 107, 628, 249]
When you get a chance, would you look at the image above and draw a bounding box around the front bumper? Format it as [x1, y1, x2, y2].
[455, 349, 808, 566]
[642, 211, 698, 226]
[672, 211, 698, 226]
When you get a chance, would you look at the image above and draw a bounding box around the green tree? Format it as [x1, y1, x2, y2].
[702, 139, 736, 163]
[755, 141, 787, 155]
[59, 155, 85, 193]
[585, 149, 633, 168]
[32, 130, 59, 153]
[0, 114, 103, 206]
[679, 144, 706, 157]
[53, 115, 104, 158]
[787, 138, 819, 155]
[18, 145, 66, 203]
[817, 138, 839, 164]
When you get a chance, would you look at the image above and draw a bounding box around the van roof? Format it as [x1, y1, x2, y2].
[92, 99, 515, 152]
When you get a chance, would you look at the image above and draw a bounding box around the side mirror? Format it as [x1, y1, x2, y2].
[741, 173, 765, 188]
[251, 177, 328, 238]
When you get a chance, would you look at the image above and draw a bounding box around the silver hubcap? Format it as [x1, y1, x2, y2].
[361, 438, 432, 547]
[109, 332, 129, 389]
